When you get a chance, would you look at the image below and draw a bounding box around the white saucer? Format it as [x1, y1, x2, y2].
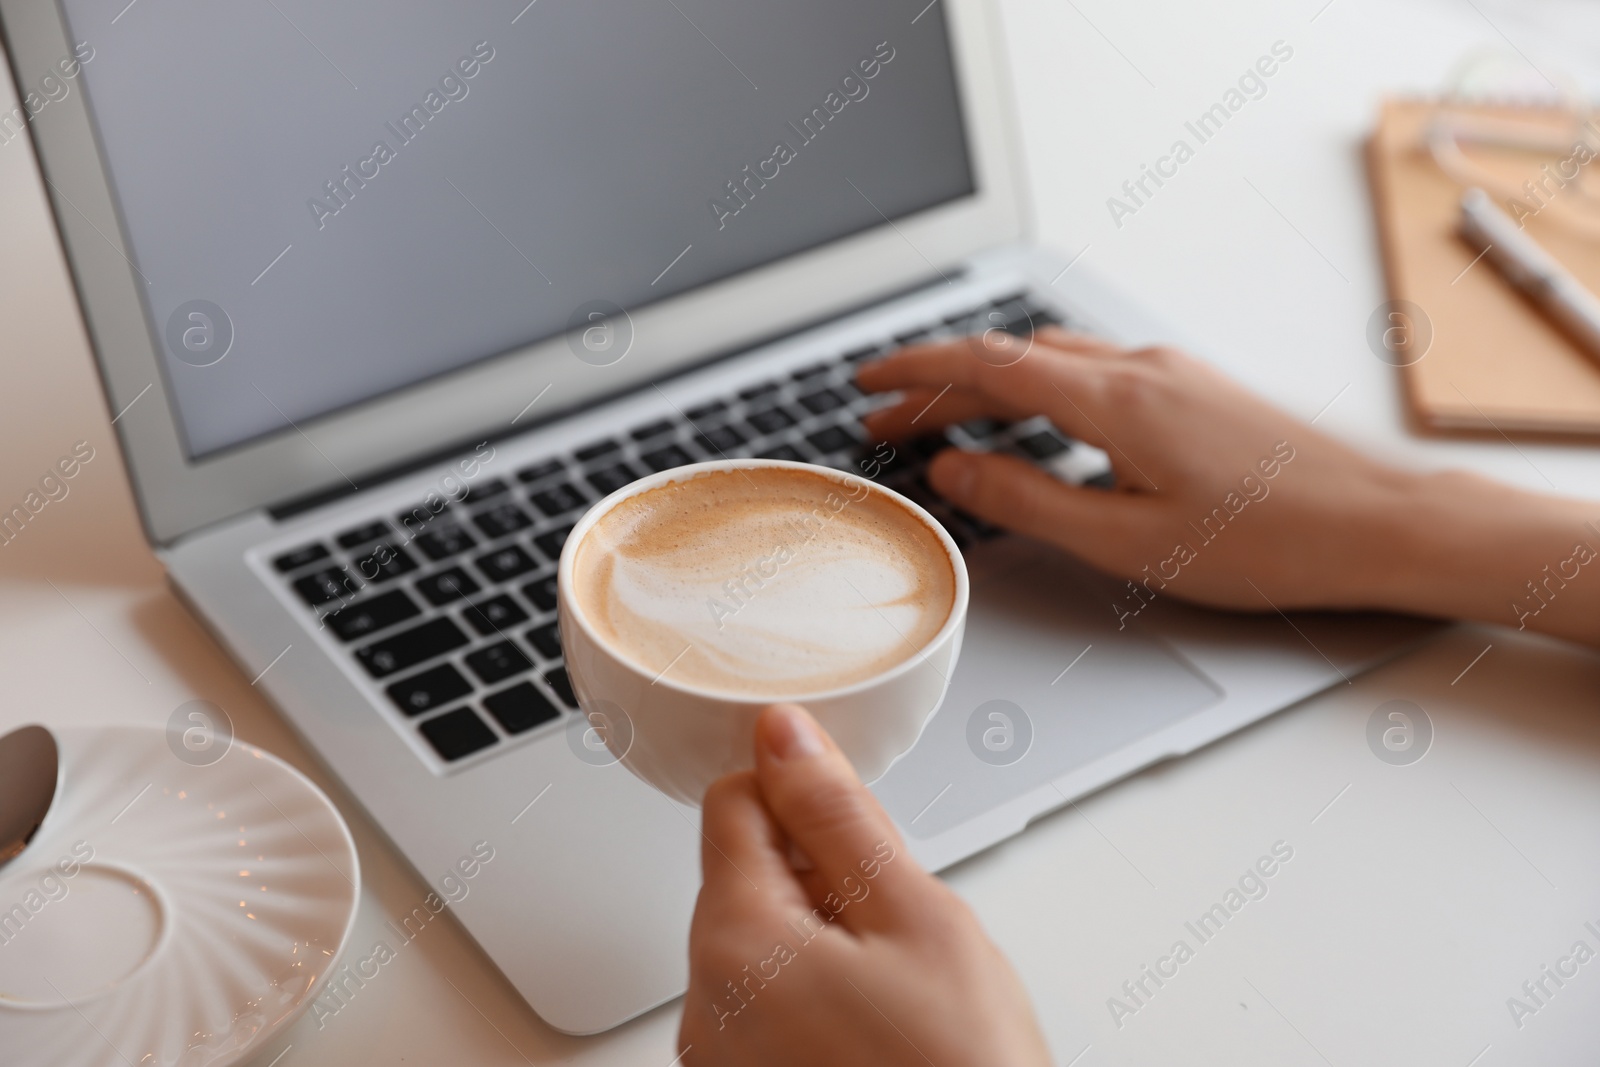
[0, 726, 360, 1066]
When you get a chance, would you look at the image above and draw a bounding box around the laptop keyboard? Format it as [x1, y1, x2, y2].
[267, 292, 1113, 768]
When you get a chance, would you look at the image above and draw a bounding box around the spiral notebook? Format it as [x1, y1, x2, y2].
[1366, 98, 1600, 437]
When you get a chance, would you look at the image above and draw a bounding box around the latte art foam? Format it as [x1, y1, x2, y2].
[572, 467, 957, 697]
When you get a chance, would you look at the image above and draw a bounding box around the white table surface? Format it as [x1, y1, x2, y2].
[4, 0, 1599, 1063]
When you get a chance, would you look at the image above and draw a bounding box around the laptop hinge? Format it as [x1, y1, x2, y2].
[267, 264, 967, 522]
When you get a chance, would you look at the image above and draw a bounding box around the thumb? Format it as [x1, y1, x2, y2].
[753, 704, 926, 931]
[928, 449, 1147, 561]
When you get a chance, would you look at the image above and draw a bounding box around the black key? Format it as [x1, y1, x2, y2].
[483, 681, 561, 734]
[336, 521, 391, 550]
[959, 417, 1006, 439]
[685, 399, 727, 421]
[324, 589, 420, 641]
[954, 507, 1004, 542]
[412, 524, 476, 561]
[978, 296, 1037, 336]
[465, 640, 534, 685]
[861, 445, 914, 481]
[385, 663, 472, 717]
[273, 543, 329, 573]
[522, 574, 559, 612]
[475, 544, 540, 583]
[999, 301, 1050, 334]
[629, 419, 675, 442]
[807, 425, 859, 454]
[532, 526, 572, 563]
[462, 594, 530, 635]
[293, 566, 361, 607]
[988, 290, 1027, 309]
[834, 379, 864, 401]
[473, 501, 534, 539]
[843, 345, 881, 363]
[641, 443, 695, 472]
[696, 425, 746, 454]
[909, 470, 944, 499]
[758, 444, 806, 462]
[587, 463, 639, 496]
[738, 380, 781, 401]
[395, 504, 448, 537]
[746, 407, 796, 436]
[529, 482, 588, 518]
[355, 617, 470, 678]
[797, 389, 845, 415]
[516, 458, 564, 484]
[526, 621, 562, 659]
[351, 543, 419, 585]
[415, 566, 481, 606]
[908, 432, 956, 460]
[574, 439, 620, 462]
[943, 308, 981, 327]
[894, 329, 931, 347]
[544, 666, 578, 709]
[461, 477, 510, 503]
[1015, 430, 1069, 460]
[790, 362, 829, 382]
[1085, 471, 1117, 490]
[419, 708, 497, 761]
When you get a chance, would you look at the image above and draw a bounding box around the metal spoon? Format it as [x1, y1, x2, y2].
[0, 724, 59, 872]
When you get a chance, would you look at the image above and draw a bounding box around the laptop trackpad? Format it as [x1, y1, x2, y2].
[872, 537, 1223, 839]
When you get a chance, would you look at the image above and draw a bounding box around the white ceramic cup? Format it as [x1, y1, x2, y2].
[556, 459, 969, 807]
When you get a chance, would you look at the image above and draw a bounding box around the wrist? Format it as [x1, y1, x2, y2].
[1370, 468, 1600, 643]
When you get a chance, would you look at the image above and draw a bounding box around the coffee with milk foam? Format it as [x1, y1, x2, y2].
[572, 466, 957, 697]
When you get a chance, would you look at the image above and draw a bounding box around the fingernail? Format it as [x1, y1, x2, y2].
[933, 452, 977, 503]
[763, 703, 827, 761]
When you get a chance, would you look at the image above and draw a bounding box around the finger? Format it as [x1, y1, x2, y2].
[753, 704, 929, 932]
[855, 343, 1122, 451]
[855, 339, 954, 394]
[860, 387, 1025, 441]
[698, 771, 814, 924]
[1036, 326, 1123, 356]
[861, 330, 1121, 385]
[926, 449, 1153, 556]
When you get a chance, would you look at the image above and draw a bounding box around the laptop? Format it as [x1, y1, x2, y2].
[1, 0, 1432, 1035]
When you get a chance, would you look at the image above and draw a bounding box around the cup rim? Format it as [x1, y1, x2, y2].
[557, 458, 971, 705]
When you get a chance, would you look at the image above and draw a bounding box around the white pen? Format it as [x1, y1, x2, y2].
[1458, 187, 1600, 367]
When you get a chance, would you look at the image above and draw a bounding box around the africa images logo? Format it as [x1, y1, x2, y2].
[1105, 41, 1294, 228]
[306, 42, 496, 231]
[708, 41, 896, 231]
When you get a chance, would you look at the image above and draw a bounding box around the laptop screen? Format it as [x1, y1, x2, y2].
[59, 0, 974, 459]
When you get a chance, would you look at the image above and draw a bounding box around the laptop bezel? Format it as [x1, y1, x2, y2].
[0, 0, 1027, 547]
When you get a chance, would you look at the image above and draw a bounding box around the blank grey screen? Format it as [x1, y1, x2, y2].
[59, 0, 974, 458]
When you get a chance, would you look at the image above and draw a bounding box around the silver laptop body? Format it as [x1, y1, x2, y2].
[2, 0, 1430, 1033]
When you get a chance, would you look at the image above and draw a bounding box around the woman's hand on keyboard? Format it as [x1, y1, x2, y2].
[680, 703, 1053, 1067]
[857, 331, 1600, 646]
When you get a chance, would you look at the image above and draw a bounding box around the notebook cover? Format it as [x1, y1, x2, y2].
[1367, 98, 1600, 436]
